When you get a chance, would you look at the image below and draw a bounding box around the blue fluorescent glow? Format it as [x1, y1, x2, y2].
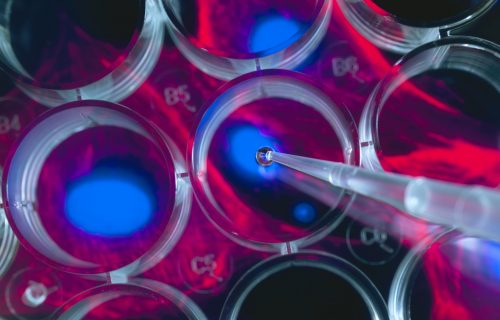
[228, 126, 278, 180]
[293, 203, 317, 224]
[459, 238, 500, 282]
[481, 240, 500, 281]
[249, 15, 302, 53]
[65, 169, 154, 237]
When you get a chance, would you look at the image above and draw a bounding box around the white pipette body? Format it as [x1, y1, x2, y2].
[266, 150, 500, 242]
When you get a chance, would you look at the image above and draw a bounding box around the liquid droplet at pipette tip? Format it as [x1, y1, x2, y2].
[256, 146, 274, 167]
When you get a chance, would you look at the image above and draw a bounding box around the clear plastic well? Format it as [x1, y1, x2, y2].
[0, 0, 164, 106]
[337, 0, 495, 53]
[52, 279, 207, 320]
[189, 70, 358, 252]
[221, 251, 388, 320]
[389, 230, 500, 320]
[1, 100, 191, 276]
[0, 187, 17, 280]
[162, 0, 331, 80]
[359, 37, 500, 188]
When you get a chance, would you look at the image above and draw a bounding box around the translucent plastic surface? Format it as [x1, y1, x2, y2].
[338, 0, 495, 53]
[0, 0, 164, 106]
[6, 268, 63, 320]
[162, 0, 331, 79]
[360, 37, 500, 188]
[52, 279, 207, 320]
[0, 200, 17, 280]
[0, 97, 45, 162]
[189, 70, 358, 251]
[369, 0, 492, 27]
[221, 252, 388, 320]
[390, 231, 500, 320]
[2, 101, 191, 275]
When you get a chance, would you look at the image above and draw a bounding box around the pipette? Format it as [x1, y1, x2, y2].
[256, 147, 500, 242]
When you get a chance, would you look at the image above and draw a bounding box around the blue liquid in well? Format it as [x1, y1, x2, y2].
[293, 202, 317, 224]
[65, 168, 154, 237]
[228, 126, 278, 180]
[249, 15, 302, 53]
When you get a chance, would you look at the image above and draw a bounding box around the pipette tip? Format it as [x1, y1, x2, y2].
[256, 147, 274, 166]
